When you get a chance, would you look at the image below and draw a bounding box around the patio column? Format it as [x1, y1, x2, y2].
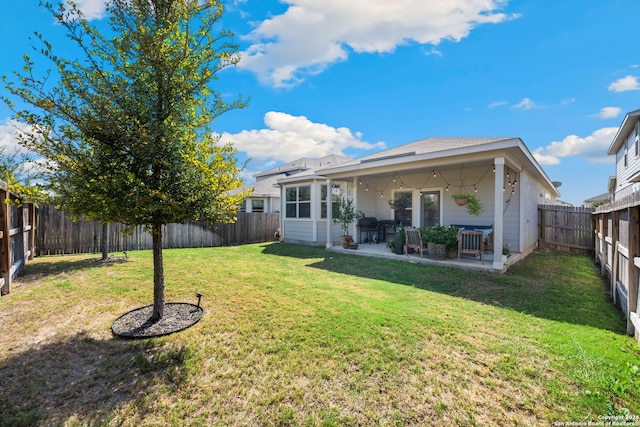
[493, 157, 505, 270]
[326, 178, 332, 248]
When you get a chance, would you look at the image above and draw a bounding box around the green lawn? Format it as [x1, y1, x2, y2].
[1, 243, 639, 426]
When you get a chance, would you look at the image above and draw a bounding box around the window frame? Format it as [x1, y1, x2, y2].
[285, 185, 311, 219]
[251, 199, 265, 213]
[392, 189, 413, 227]
[320, 184, 341, 219]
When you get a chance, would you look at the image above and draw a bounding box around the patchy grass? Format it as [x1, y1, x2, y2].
[0, 243, 638, 426]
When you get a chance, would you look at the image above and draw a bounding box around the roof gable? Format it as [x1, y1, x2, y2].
[254, 154, 351, 179]
[608, 109, 640, 155]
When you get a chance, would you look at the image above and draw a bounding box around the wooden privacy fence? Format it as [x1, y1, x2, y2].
[538, 204, 595, 254]
[0, 183, 38, 295]
[594, 190, 640, 345]
[37, 205, 280, 255]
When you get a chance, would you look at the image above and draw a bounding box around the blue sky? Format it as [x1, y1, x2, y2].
[2, 0, 640, 206]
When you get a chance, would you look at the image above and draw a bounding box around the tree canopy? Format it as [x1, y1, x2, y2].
[3, 0, 250, 320]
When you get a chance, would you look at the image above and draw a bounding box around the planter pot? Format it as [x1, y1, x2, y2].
[394, 244, 404, 255]
[341, 235, 353, 249]
[454, 198, 468, 207]
[348, 244, 359, 250]
[427, 243, 447, 259]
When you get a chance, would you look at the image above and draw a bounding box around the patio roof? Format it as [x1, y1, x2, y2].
[314, 136, 560, 198]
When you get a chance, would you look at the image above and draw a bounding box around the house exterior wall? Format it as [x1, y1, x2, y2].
[315, 220, 343, 246]
[282, 180, 346, 245]
[356, 166, 500, 228]
[283, 219, 314, 244]
[243, 196, 281, 213]
[519, 169, 558, 254]
[614, 121, 640, 200]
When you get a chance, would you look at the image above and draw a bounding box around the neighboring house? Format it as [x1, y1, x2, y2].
[236, 154, 351, 213]
[277, 137, 560, 271]
[583, 192, 611, 208]
[607, 108, 640, 202]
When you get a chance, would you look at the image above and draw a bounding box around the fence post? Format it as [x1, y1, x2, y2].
[28, 204, 37, 260]
[611, 211, 620, 303]
[0, 189, 11, 295]
[538, 206, 546, 249]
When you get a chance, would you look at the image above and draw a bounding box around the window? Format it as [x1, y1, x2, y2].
[320, 185, 341, 219]
[286, 186, 311, 218]
[239, 200, 247, 213]
[251, 199, 264, 213]
[392, 190, 412, 226]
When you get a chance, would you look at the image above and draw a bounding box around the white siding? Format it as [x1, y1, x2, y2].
[283, 219, 314, 244]
[518, 170, 557, 254]
[503, 183, 520, 252]
[615, 121, 640, 200]
[316, 220, 343, 245]
[444, 182, 496, 229]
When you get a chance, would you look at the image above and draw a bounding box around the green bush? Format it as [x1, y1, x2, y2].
[420, 225, 459, 250]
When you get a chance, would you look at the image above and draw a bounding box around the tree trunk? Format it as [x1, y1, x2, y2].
[101, 222, 109, 260]
[151, 222, 165, 321]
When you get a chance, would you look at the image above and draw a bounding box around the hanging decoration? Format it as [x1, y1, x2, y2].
[355, 161, 517, 215]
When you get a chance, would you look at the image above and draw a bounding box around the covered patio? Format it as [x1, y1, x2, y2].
[327, 240, 521, 273]
[278, 137, 559, 273]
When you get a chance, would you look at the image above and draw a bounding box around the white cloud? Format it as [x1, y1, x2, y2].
[513, 98, 537, 110]
[0, 119, 31, 156]
[218, 111, 386, 163]
[608, 75, 640, 92]
[0, 119, 46, 180]
[591, 107, 622, 119]
[533, 127, 618, 165]
[67, 0, 107, 20]
[488, 100, 508, 109]
[239, 0, 518, 87]
[531, 147, 561, 166]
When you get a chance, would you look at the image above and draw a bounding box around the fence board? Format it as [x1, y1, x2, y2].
[595, 196, 640, 344]
[538, 205, 595, 254]
[0, 183, 37, 295]
[36, 205, 280, 255]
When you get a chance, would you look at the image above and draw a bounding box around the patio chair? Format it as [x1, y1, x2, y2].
[405, 227, 424, 257]
[458, 230, 484, 264]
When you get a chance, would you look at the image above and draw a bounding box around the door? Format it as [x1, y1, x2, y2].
[421, 191, 440, 228]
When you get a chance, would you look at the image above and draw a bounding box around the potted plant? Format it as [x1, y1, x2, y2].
[451, 192, 483, 216]
[333, 196, 360, 246]
[392, 223, 405, 255]
[501, 245, 510, 262]
[421, 225, 459, 259]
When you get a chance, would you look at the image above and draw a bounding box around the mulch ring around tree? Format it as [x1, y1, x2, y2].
[112, 303, 204, 339]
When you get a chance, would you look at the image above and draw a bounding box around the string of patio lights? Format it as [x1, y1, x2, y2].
[355, 163, 520, 200]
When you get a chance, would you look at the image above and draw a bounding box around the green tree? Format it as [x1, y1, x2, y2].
[3, 0, 249, 320]
[0, 138, 46, 203]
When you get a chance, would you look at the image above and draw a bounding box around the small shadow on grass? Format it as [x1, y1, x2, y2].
[261, 243, 626, 334]
[0, 332, 189, 426]
[17, 256, 129, 283]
